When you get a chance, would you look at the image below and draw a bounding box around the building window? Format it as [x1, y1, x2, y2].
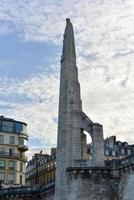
[127, 149, 131, 155]
[9, 148, 14, 156]
[20, 163, 23, 172]
[0, 160, 5, 169]
[0, 135, 4, 143]
[2, 121, 14, 132]
[23, 125, 27, 134]
[121, 149, 125, 155]
[10, 136, 15, 144]
[20, 175, 22, 185]
[15, 123, 23, 133]
[19, 138, 24, 145]
[105, 150, 109, 156]
[112, 150, 116, 156]
[19, 138, 28, 146]
[0, 172, 4, 182]
[0, 147, 5, 155]
[8, 173, 14, 184]
[8, 161, 15, 170]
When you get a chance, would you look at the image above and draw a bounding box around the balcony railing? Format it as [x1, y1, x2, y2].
[0, 152, 27, 161]
[0, 182, 55, 197]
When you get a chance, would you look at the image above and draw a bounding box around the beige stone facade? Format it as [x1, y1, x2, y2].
[26, 148, 56, 187]
[0, 116, 28, 187]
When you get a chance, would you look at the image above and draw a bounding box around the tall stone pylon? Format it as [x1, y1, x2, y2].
[55, 18, 105, 200]
[55, 18, 82, 200]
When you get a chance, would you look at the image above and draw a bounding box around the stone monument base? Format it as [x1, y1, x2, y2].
[66, 167, 119, 200]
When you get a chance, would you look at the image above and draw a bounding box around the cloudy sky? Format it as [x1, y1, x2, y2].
[0, 0, 134, 159]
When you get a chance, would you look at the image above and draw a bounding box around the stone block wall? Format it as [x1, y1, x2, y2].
[66, 167, 119, 200]
[119, 171, 134, 200]
[1, 166, 134, 200]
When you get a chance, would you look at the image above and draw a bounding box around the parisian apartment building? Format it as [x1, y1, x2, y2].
[0, 116, 28, 188]
[26, 148, 56, 187]
[88, 135, 134, 160]
[0, 114, 133, 189]
[26, 137, 134, 188]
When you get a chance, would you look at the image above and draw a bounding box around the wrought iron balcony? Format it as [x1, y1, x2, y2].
[0, 182, 55, 197]
[0, 152, 27, 162]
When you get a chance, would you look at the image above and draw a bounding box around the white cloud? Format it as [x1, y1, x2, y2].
[0, 73, 59, 147]
[0, 0, 134, 159]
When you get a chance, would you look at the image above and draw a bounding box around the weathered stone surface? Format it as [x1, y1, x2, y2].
[119, 172, 134, 200]
[92, 124, 104, 166]
[66, 168, 119, 200]
[55, 19, 105, 200]
[55, 18, 83, 200]
[2, 168, 134, 200]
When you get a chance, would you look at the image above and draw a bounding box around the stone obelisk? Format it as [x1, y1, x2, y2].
[55, 18, 105, 200]
[55, 18, 82, 200]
